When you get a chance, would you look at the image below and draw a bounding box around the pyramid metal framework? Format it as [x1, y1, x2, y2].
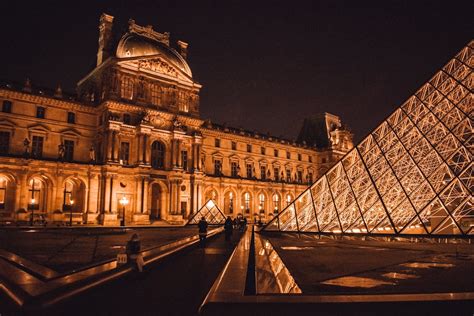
[264, 41, 473, 236]
[187, 199, 226, 225]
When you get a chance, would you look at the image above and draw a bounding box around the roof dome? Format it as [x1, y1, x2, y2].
[116, 33, 192, 77]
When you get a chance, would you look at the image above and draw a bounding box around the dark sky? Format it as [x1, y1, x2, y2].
[1, 0, 472, 142]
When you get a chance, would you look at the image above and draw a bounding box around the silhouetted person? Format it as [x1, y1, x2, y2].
[126, 233, 144, 272]
[198, 217, 208, 246]
[224, 216, 233, 241]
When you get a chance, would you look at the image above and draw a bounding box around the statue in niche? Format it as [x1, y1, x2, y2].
[58, 143, 65, 161]
[89, 145, 96, 163]
[23, 138, 30, 157]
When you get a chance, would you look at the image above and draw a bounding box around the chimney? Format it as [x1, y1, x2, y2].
[97, 13, 114, 66]
[177, 40, 188, 60]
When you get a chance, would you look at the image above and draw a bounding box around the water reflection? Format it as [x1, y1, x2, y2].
[321, 276, 394, 288]
[382, 272, 420, 280]
[402, 262, 455, 269]
[280, 246, 316, 250]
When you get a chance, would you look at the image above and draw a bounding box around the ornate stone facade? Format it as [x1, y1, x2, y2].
[0, 14, 353, 225]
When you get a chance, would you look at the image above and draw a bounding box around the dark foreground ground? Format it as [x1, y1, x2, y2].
[36, 232, 241, 316]
[0, 227, 198, 272]
[264, 233, 474, 295]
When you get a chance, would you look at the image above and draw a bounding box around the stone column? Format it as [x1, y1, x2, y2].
[177, 140, 182, 168]
[137, 134, 143, 165]
[142, 134, 147, 164]
[112, 132, 119, 162]
[142, 178, 149, 214]
[135, 176, 142, 214]
[103, 175, 112, 213]
[106, 131, 113, 162]
[18, 172, 28, 210]
[54, 175, 64, 211]
[171, 139, 177, 168]
[145, 136, 151, 166]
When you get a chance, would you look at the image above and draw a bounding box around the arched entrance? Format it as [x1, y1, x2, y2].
[62, 177, 86, 223]
[224, 190, 235, 215]
[0, 174, 17, 218]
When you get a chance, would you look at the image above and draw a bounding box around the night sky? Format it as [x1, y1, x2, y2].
[1, 0, 472, 142]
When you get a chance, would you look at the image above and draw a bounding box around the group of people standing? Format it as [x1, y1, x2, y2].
[197, 215, 248, 246]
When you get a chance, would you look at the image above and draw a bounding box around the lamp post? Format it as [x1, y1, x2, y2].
[69, 199, 74, 226]
[119, 196, 129, 227]
[30, 198, 36, 226]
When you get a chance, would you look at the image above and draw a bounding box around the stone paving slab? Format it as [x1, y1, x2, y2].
[263, 233, 474, 295]
[0, 227, 198, 273]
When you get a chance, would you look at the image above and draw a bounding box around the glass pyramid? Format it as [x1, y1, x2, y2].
[264, 41, 473, 236]
[187, 199, 226, 225]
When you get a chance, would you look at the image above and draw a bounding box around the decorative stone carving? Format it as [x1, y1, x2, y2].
[128, 19, 170, 45]
[140, 110, 165, 128]
[138, 58, 178, 77]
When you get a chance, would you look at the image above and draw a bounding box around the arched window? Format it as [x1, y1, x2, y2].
[224, 191, 234, 214]
[28, 178, 45, 211]
[0, 177, 7, 210]
[151, 141, 165, 169]
[258, 193, 265, 213]
[243, 192, 251, 214]
[272, 194, 280, 214]
[286, 194, 292, 206]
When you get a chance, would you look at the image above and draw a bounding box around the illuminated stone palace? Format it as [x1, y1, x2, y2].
[0, 14, 352, 225]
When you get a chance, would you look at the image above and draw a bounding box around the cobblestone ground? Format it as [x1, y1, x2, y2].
[0, 227, 199, 272]
[264, 233, 474, 295]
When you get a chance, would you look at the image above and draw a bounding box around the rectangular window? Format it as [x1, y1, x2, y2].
[231, 162, 238, 177]
[286, 169, 291, 182]
[309, 156, 312, 163]
[298, 153, 302, 161]
[246, 163, 252, 178]
[286, 151, 290, 159]
[67, 112, 76, 124]
[247, 144, 252, 153]
[151, 85, 162, 106]
[181, 150, 188, 171]
[36, 106, 45, 119]
[274, 149, 278, 157]
[0, 132, 9, 155]
[120, 142, 130, 165]
[274, 168, 279, 181]
[214, 159, 222, 175]
[215, 138, 220, 148]
[260, 147, 265, 155]
[231, 141, 237, 150]
[308, 172, 313, 183]
[121, 77, 133, 100]
[297, 171, 303, 183]
[32, 136, 44, 158]
[260, 166, 266, 180]
[2, 100, 12, 113]
[64, 140, 74, 162]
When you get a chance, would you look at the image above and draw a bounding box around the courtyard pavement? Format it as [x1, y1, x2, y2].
[263, 233, 474, 295]
[0, 227, 199, 273]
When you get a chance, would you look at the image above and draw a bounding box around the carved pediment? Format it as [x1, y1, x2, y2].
[120, 57, 193, 83]
[27, 123, 51, 133]
[59, 128, 83, 138]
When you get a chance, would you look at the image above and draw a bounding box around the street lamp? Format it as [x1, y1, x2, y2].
[119, 196, 129, 227]
[69, 199, 75, 226]
[30, 198, 36, 226]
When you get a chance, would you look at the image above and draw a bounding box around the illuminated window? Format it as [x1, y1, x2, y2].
[63, 180, 74, 211]
[286, 194, 292, 206]
[244, 192, 250, 213]
[259, 193, 265, 211]
[28, 178, 43, 210]
[0, 177, 6, 209]
[272, 194, 280, 213]
[225, 191, 234, 214]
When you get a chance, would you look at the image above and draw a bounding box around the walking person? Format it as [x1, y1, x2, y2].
[198, 217, 208, 247]
[224, 216, 233, 242]
[126, 233, 144, 272]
